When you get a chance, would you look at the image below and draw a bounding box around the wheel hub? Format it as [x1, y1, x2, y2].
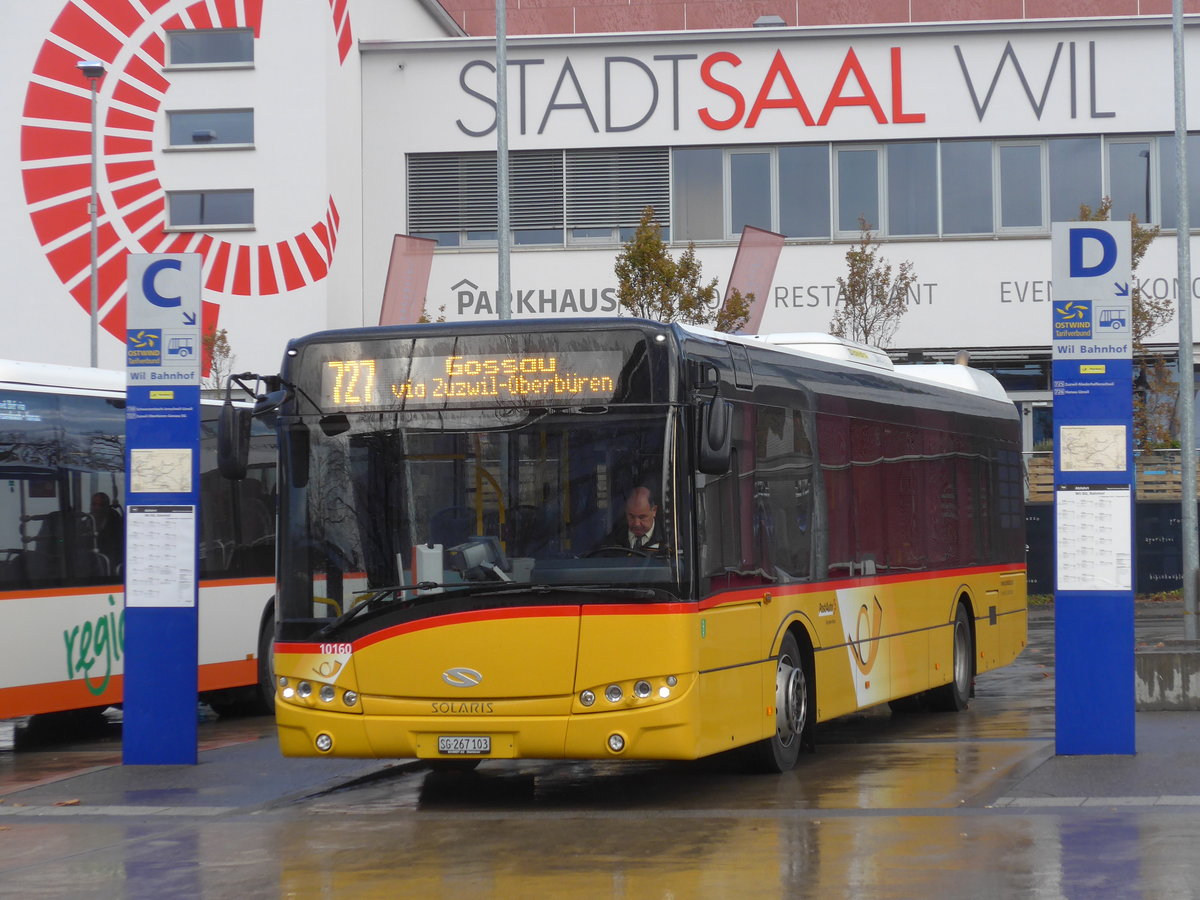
[775, 659, 806, 747]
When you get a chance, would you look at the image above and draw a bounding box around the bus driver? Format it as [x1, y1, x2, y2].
[606, 486, 664, 551]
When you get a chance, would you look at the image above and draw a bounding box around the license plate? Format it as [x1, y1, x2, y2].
[437, 735, 491, 755]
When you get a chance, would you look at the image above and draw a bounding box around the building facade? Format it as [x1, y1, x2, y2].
[5, 2, 1200, 451]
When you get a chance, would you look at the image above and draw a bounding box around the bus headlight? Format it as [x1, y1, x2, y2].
[315, 733, 333, 752]
[343, 690, 358, 707]
[319, 684, 336, 703]
[297, 681, 313, 698]
[575, 675, 686, 711]
[607, 733, 626, 752]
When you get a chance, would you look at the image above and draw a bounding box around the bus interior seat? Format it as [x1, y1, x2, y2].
[26, 511, 108, 582]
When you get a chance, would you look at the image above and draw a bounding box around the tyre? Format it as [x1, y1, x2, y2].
[256, 605, 277, 714]
[748, 631, 812, 773]
[929, 602, 973, 712]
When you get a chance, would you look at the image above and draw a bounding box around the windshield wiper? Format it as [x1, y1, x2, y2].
[316, 581, 659, 638]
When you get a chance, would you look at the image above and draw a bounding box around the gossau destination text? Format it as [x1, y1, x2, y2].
[324, 352, 623, 409]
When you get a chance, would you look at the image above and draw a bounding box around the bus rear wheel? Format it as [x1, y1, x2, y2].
[929, 602, 973, 712]
[749, 631, 812, 773]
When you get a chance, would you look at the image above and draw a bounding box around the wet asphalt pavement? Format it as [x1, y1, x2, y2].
[2, 603, 1200, 898]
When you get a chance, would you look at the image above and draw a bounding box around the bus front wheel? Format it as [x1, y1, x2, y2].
[256, 606, 276, 714]
[749, 631, 813, 773]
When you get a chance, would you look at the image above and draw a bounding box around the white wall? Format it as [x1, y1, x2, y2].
[359, 19, 1200, 353]
[0, 0, 458, 376]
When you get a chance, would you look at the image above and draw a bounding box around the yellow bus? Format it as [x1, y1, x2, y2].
[221, 318, 1026, 772]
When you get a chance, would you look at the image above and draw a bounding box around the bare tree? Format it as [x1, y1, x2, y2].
[202, 328, 235, 391]
[829, 218, 917, 349]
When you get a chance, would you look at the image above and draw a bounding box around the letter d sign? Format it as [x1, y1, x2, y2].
[1068, 228, 1117, 278]
[1051, 221, 1132, 301]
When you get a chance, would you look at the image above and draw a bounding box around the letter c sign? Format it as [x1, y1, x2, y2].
[1068, 227, 1117, 279]
[143, 258, 183, 308]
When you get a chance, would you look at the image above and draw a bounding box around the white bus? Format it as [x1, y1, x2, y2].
[0, 360, 276, 721]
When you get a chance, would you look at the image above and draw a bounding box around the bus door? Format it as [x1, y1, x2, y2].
[696, 402, 767, 748]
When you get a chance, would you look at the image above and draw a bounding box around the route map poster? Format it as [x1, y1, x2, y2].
[1059, 424, 1127, 472]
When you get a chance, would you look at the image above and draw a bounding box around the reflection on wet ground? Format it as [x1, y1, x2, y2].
[0, 704, 274, 796]
[4, 605, 1200, 898]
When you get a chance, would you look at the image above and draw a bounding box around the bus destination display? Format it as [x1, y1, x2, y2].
[323, 350, 626, 410]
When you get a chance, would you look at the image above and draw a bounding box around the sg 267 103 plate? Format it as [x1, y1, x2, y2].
[437, 735, 491, 755]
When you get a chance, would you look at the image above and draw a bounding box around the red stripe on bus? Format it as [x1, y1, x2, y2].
[697, 561, 1028, 611]
[0, 576, 272, 602]
[278, 562, 1027, 653]
[285, 601, 699, 654]
[0, 678, 124, 718]
[0, 659, 257, 719]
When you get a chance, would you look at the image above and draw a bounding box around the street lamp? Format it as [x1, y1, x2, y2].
[77, 59, 105, 368]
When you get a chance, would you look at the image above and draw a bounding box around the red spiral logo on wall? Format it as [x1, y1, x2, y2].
[20, 0, 352, 346]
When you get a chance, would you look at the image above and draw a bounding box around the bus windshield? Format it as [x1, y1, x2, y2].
[277, 402, 688, 631]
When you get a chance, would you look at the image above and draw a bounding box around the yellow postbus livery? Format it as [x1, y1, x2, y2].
[222, 318, 1026, 772]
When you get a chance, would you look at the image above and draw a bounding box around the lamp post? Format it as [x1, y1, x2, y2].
[77, 60, 105, 368]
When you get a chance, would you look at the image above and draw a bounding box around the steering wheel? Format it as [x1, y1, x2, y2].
[580, 545, 653, 559]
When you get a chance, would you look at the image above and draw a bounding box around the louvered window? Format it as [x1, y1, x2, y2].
[407, 154, 500, 232]
[408, 151, 562, 235]
[565, 147, 669, 228]
[408, 148, 668, 246]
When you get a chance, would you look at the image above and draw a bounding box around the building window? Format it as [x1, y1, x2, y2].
[167, 110, 254, 147]
[728, 150, 772, 236]
[941, 140, 993, 235]
[1157, 133, 1200, 230]
[167, 190, 254, 228]
[998, 143, 1043, 231]
[408, 147, 669, 247]
[887, 142, 937, 236]
[672, 148, 723, 241]
[836, 146, 880, 233]
[1048, 137, 1102, 223]
[409, 133, 1181, 246]
[566, 147, 668, 242]
[1109, 139, 1154, 225]
[778, 145, 829, 239]
[166, 28, 254, 67]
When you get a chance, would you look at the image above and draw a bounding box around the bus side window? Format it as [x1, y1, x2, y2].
[700, 403, 770, 593]
[818, 413, 853, 578]
[883, 423, 925, 570]
[755, 407, 813, 581]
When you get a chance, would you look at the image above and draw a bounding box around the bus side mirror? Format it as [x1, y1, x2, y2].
[697, 398, 732, 475]
[217, 400, 251, 480]
[253, 388, 289, 429]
